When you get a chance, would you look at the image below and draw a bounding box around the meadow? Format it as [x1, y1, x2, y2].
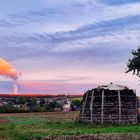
[0, 111, 140, 140]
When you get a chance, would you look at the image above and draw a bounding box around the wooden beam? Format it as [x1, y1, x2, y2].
[90, 91, 94, 123]
[101, 90, 104, 124]
[81, 91, 89, 121]
[118, 90, 121, 124]
[136, 93, 138, 124]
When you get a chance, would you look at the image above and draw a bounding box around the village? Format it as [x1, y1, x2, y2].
[0, 94, 81, 113]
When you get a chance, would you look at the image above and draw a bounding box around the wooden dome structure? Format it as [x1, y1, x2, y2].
[79, 83, 138, 125]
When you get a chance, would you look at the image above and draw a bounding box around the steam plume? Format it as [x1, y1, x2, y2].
[0, 58, 20, 94]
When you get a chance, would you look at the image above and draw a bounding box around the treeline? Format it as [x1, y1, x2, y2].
[0, 96, 81, 113]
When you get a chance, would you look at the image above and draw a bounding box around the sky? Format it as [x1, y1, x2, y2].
[0, 0, 140, 95]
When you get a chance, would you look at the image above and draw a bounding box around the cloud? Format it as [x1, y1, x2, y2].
[0, 80, 96, 94]
[0, 14, 140, 67]
[99, 0, 140, 5]
[52, 15, 140, 42]
[0, 0, 140, 33]
[2, 14, 140, 42]
[0, 19, 20, 28]
[1, 14, 139, 50]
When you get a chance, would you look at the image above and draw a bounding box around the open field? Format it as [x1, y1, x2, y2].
[0, 111, 79, 122]
[0, 111, 140, 140]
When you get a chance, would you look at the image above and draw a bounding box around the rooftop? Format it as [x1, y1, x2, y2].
[96, 83, 129, 90]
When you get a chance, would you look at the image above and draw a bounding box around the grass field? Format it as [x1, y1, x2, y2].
[0, 111, 140, 140]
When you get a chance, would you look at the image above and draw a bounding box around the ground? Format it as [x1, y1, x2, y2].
[0, 111, 140, 140]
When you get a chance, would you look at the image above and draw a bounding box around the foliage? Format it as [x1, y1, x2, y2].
[71, 100, 81, 111]
[17, 96, 26, 105]
[126, 47, 140, 76]
[0, 104, 21, 113]
[72, 100, 81, 107]
[39, 98, 45, 107]
[0, 96, 84, 113]
[0, 97, 64, 113]
[46, 102, 62, 111]
[29, 97, 38, 111]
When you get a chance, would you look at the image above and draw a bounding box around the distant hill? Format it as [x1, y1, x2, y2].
[0, 93, 83, 98]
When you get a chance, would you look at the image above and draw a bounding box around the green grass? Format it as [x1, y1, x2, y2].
[0, 115, 140, 140]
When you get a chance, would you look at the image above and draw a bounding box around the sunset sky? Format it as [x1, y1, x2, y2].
[0, 0, 140, 95]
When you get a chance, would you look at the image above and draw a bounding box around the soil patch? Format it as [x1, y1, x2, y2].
[32, 133, 140, 140]
[0, 118, 9, 124]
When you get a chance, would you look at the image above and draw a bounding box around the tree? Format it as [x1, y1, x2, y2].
[40, 98, 45, 107]
[17, 96, 26, 105]
[71, 100, 81, 111]
[45, 101, 62, 112]
[126, 47, 140, 76]
[72, 100, 81, 107]
[30, 97, 37, 112]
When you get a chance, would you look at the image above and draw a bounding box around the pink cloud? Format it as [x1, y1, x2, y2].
[18, 80, 97, 94]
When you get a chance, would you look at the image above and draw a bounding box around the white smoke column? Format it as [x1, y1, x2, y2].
[0, 58, 21, 95]
[11, 72, 22, 95]
[13, 79, 18, 94]
[9, 69, 20, 95]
